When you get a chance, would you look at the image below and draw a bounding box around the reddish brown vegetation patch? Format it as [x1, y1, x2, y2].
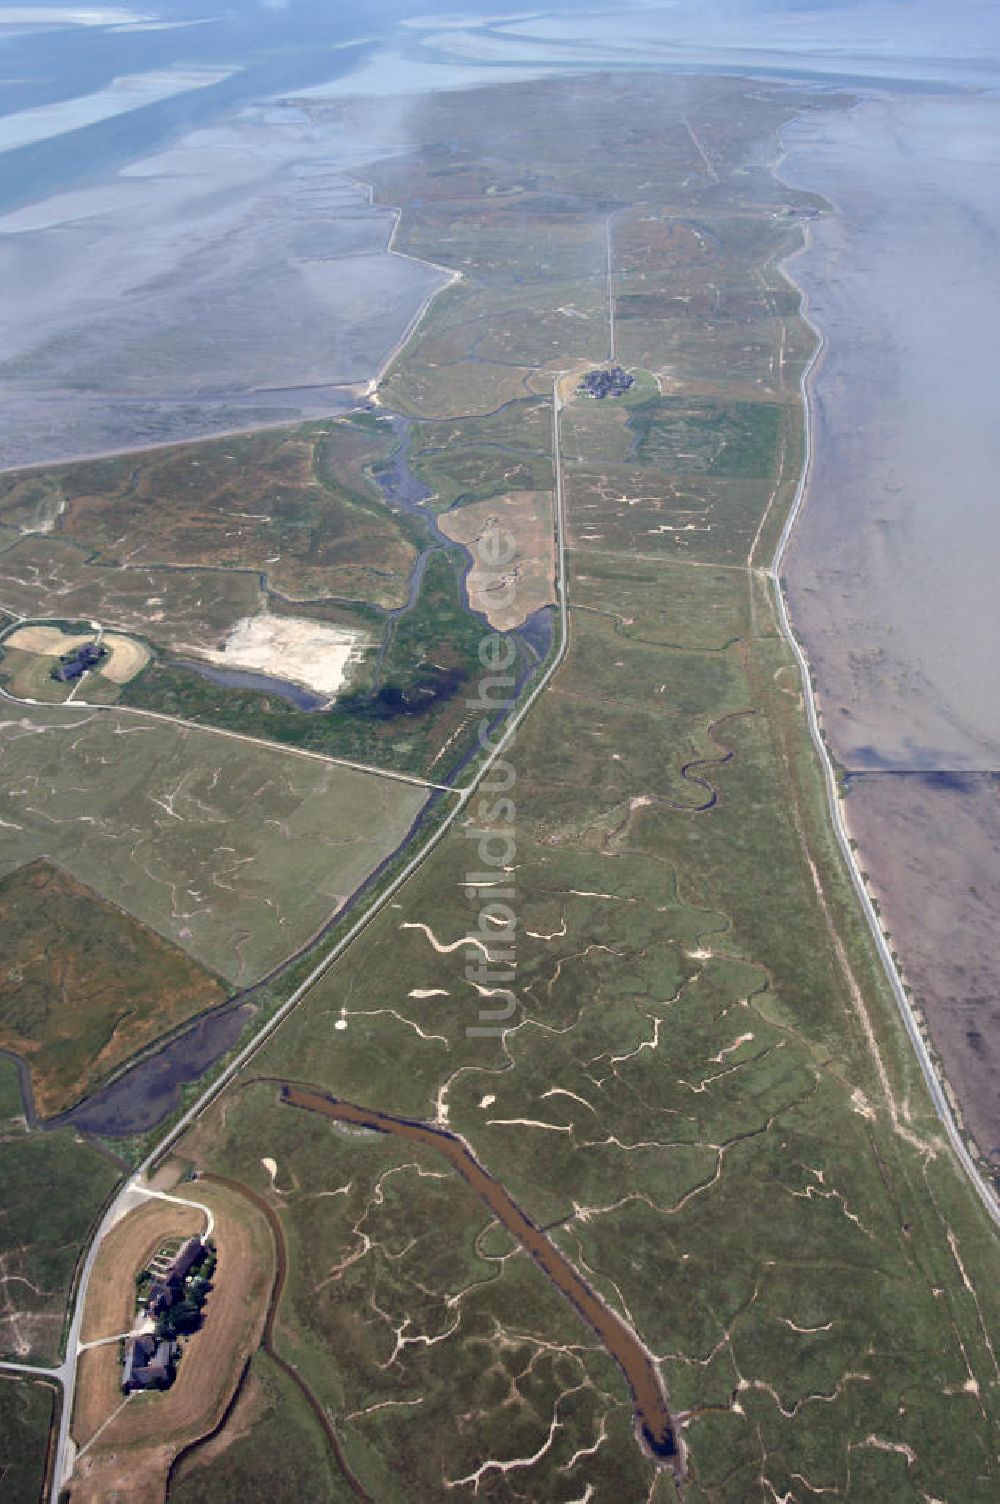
[0, 860, 227, 1117]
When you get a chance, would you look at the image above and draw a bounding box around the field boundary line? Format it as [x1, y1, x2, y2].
[683, 116, 719, 183]
[345, 171, 463, 394]
[73, 1393, 133, 1461]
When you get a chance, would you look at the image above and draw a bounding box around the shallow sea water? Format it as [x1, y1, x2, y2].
[781, 92, 1000, 1159]
[782, 93, 1000, 772]
[0, 104, 447, 467]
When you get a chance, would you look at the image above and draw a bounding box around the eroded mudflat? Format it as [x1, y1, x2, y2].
[847, 772, 1000, 1163]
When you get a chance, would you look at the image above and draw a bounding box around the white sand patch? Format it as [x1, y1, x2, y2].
[409, 988, 450, 999]
[192, 613, 366, 698]
[709, 1033, 753, 1063]
[647, 523, 710, 533]
[479, 1094, 496, 1109]
[260, 1156, 283, 1193]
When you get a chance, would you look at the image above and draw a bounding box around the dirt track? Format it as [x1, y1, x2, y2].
[79, 1199, 203, 1349]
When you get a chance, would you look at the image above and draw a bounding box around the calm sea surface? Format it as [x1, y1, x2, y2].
[782, 94, 1000, 771]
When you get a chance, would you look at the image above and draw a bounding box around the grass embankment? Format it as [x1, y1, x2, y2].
[168, 1351, 350, 1504]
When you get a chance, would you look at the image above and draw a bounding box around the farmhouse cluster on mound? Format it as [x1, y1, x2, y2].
[51, 640, 107, 683]
[122, 1234, 215, 1393]
[577, 366, 635, 400]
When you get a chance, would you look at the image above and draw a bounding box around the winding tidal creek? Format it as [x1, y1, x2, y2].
[280, 1083, 682, 1472]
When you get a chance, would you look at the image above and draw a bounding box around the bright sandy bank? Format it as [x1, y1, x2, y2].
[192, 613, 367, 697]
[438, 490, 555, 631]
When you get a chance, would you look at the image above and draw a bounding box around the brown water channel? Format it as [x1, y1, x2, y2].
[280, 1083, 682, 1474]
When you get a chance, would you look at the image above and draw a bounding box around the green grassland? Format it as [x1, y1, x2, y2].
[0, 1375, 54, 1503]
[178, 553, 1000, 1499]
[409, 397, 554, 512]
[560, 386, 798, 566]
[3, 68, 992, 1504]
[0, 643, 76, 704]
[0, 1130, 118, 1365]
[178, 1082, 656, 1504]
[0, 859, 227, 1118]
[0, 1057, 26, 1123]
[628, 395, 783, 477]
[164, 71, 1000, 1504]
[0, 698, 427, 986]
[0, 408, 538, 780]
[168, 1352, 371, 1504]
[0, 418, 422, 704]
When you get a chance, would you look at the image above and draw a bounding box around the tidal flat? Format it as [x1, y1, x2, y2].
[848, 771, 1000, 1163]
[0, 100, 447, 469]
[781, 91, 1000, 1167]
[781, 92, 1000, 770]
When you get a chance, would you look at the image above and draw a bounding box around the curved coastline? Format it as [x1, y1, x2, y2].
[771, 158, 1000, 1228]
